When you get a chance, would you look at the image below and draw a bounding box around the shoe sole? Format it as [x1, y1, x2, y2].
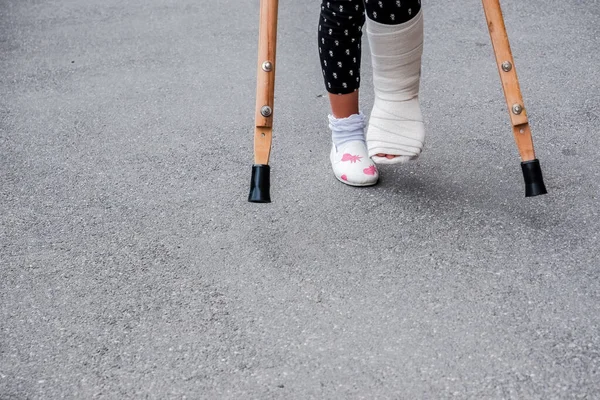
[333, 173, 379, 187]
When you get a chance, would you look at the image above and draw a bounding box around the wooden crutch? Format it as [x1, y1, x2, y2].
[482, 0, 547, 197]
[248, 0, 279, 203]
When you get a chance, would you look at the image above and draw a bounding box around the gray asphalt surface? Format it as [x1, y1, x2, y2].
[1, 0, 599, 398]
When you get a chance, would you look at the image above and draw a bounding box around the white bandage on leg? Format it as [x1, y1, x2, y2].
[365, 10, 425, 164]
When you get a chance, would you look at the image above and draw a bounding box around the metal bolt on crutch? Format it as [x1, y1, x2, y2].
[482, 0, 547, 197]
[248, 0, 279, 203]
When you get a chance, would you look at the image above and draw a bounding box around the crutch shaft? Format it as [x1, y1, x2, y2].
[249, 0, 278, 203]
[482, 0, 547, 196]
[254, 0, 278, 165]
[482, 0, 535, 161]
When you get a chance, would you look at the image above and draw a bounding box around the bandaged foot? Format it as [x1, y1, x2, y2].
[329, 113, 379, 186]
[366, 9, 425, 164]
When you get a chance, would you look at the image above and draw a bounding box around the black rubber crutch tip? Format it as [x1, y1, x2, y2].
[248, 164, 271, 203]
[521, 159, 548, 197]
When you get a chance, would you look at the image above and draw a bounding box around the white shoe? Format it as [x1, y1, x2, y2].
[330, 141, 379, 186]
[366, 9, 425, 164]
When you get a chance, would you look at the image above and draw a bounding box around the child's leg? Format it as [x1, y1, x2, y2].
[319, 0, 365, 115]
[365, 0, 424, 164]
[319, 0, 378, 186]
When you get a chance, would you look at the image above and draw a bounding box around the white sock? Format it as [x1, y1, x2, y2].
[366, 10, 425, 163]
[329, 112, 366, 150]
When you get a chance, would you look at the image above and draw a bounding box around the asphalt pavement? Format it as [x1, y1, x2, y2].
[1, 0, 599, 398]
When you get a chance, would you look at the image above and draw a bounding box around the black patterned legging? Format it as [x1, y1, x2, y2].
[318, 0, 422, 95]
